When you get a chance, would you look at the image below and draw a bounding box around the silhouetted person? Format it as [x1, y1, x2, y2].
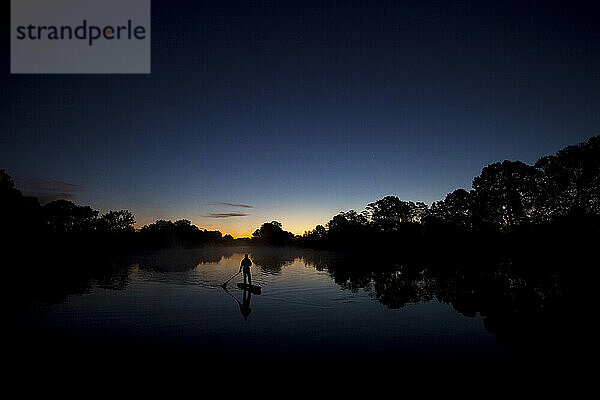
[240, 254, 252, 286]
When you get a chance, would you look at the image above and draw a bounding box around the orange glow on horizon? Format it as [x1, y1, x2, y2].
[133, 209, 330, 240]
[133, 221, 313, 239]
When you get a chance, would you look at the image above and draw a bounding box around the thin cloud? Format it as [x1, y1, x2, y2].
[212, 202, 254, 209]
[33, 192, 78, 203]
[204, 212, 250, 218]
[17, 177, 82, 204]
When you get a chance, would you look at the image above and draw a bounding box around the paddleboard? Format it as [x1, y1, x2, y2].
[237, 283, 262, 295]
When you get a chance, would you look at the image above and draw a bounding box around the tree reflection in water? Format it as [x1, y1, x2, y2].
[7, 245, 593, 363]
[300, 248, 593, 360]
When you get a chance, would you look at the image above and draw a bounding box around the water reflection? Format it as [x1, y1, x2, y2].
[125, 247, 237, 272]
[7, 253, 134, 308]
[223, 287, 253, 320]
[8, 245, 593, 360]
[299, 250, 593, 358]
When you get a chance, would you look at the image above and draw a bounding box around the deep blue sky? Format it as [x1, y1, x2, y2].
[2, 0, 599, 236]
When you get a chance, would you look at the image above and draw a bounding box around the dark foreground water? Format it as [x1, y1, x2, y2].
[6, 246, 593, 384]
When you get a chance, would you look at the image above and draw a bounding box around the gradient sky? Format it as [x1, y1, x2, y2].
[2, 1, 599, 237]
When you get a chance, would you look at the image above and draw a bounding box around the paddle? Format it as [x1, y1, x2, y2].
[221, 270, 241, 288]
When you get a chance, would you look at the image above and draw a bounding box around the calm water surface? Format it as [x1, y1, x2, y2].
[10, 247, 528, 370]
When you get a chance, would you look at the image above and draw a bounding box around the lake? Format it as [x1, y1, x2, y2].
[6, 246, 591, 383]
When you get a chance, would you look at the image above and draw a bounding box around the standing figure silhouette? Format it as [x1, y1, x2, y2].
[240, 254, 252, 286]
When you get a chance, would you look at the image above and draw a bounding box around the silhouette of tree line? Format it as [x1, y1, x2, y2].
[0, 172, 227, 255]
[137, 219, 223, 249]
[2, 135, 598, 254]
[298, 135, 600, 254]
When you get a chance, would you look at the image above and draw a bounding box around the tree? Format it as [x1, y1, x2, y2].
[174, 219, 199, 234]
[139, 219, 222, 248]
[99, 210, 135, 233]
[304, 224, 327, 239]
[534, 135, 600, 218]
[409, 201, 429, 223]
[471, 161, 541, 227]
[324, 210, 373, 248]
[43, 199, 99, 232]
[0, 169, 43, 236]
[0, 169, 16, 193]
[252, 221, 293, 246]
[366, 196, 424, 231]
[428, 189, 473, 227]
[314, 224, 326, 237]
[326, 210, 368, 234]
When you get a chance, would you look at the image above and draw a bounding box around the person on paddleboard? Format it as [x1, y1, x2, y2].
[239, 254, 252, 286]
